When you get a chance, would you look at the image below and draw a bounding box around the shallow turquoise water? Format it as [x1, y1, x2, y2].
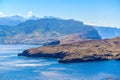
[0, 45, 120, 80]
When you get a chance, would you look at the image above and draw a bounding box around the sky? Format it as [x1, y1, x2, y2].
[0, 0, 120, 27]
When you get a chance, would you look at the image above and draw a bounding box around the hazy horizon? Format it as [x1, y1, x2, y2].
[0, 0, 120, 27]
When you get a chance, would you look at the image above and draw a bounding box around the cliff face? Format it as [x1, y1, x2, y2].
[18, 37, 120, 63]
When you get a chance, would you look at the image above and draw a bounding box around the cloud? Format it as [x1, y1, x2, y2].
[0, 11, 5, 17]
[28, 11, 33, 17]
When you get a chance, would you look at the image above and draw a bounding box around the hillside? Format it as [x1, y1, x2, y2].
[0, 18, 101, 44]
[18, 37, 120, 63]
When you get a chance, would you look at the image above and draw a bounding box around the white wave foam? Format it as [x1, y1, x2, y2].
[0, 55, 16, 58]
[0, 59, 55, 67]
[40, 71, 71, 80]
[14, 61, 56, 67]
[15, 63, 51, 67]
[49, 67, 66, 71]
[40, 71, 119, 80]
[41, 71, 63, 76]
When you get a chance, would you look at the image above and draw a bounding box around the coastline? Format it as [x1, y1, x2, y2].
[18, 37, 120, 63]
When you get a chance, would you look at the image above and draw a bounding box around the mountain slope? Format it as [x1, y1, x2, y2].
[0, 18, 101, 44]
[18, 37, 120, 63]
[0, 15, 25, 26]
[95, 27, 120, 39]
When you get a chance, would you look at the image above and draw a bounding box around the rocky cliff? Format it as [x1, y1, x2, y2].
[18, 37, 120, 63]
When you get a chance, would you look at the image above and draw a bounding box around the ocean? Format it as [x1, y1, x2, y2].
[0, 45, 120, 80]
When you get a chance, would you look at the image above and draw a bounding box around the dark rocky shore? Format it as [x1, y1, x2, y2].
[18, 37, 120, 63]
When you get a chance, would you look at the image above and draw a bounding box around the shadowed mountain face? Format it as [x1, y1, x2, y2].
[95, 27, 120, 39]
[18, 37, 120, 63]
[0, 18, 101, 44]
[16, 19, 94, 34]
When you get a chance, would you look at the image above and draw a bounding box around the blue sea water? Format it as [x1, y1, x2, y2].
[0, 45, 120, 80]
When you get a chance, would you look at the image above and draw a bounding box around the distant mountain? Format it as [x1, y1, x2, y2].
[6, 15, 25, 21]
[28, 16, 40, 20]
[0, 15, 26, 26]
[0, 25, 14, 37]
[0, 17, 101, 44]
[16, 19, 97, 34]
[43, 16, 62, 20]
[95, 27, 120, 39]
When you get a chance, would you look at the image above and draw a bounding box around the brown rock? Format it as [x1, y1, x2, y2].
[18, 37, 120, 63]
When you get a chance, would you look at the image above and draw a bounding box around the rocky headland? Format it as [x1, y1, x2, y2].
[18, 37, 120, 63]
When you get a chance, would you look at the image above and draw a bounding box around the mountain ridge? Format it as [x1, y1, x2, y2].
[0, 17, 101, 44]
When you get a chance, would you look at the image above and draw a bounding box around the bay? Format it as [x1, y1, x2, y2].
[0, 45, 120, 80]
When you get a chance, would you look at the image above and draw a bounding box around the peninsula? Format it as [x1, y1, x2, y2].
[18, 37, 120, 63]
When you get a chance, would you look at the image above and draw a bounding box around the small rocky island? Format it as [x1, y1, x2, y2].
[18, 37, 120, 63]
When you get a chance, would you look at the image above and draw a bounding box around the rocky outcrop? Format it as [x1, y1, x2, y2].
[115, 54, 120, 60]
[60, 32, 101, 45]
[43, 39, 60, 46]
[18, 37, 120, 63]
[59, 53, 114, 63]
